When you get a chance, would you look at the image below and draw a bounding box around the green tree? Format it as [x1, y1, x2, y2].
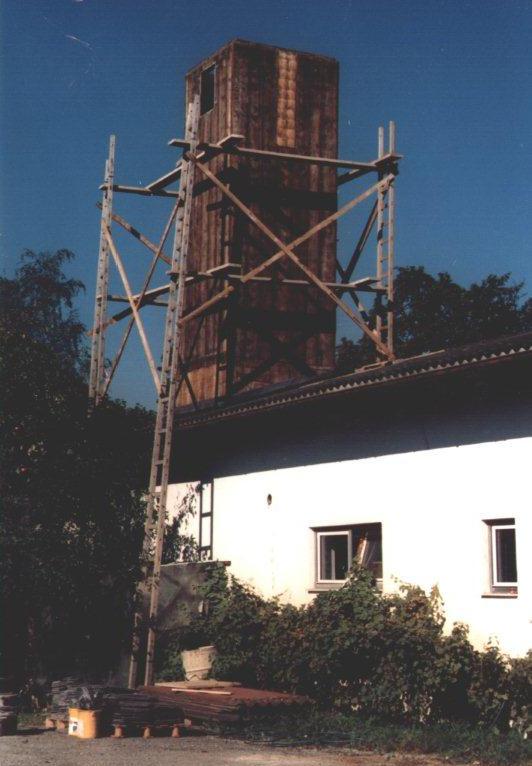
[0, 250, 153, 680]
[335, 267, 532, 372]
[162, 483, 201, 564]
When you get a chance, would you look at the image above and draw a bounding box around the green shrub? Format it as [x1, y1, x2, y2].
[156, 563, 531, 730]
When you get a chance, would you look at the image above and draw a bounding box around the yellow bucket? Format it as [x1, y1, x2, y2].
[68, 708, 101, 739]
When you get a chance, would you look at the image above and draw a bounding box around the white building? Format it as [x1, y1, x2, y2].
[169, 332, 532, 657]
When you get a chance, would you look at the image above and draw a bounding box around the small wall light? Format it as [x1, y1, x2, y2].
[267, 494, 272, 506]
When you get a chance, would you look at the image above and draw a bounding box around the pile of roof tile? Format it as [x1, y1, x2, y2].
[141, 684, 310, 724]
[50, 677, 85, 719]
[50, 680, 184, 729]
[103, 689, 153, 727]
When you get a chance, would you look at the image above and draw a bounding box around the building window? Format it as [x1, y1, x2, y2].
[317, 531, 351, 582]
[486, 519, 517, 592]
[315, 523, 382, 586]
[200, 65, 216, 115]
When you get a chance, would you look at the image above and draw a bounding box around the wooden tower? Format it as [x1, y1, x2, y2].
[179, 40, 339, 405]
[89, 40, 400, 686]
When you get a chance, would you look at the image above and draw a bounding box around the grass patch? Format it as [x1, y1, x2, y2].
[214, 710, 532, 765]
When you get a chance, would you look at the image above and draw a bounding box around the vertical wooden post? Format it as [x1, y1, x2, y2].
[375, 126, 386, 352]
[386, 121, 396, 357]
[89, 135, 115, 410]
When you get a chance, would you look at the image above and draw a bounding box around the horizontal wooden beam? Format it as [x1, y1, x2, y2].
[108, 142, 401, 196]
[102, 263, 241, 324]
[169, 135, 402, 173]
[108, 284, 171, 304]
[107, 272, 384, 310]
[337, 152, 400, 186]
[146, 135, 241, 192]
[99, 184, 180, 198]
[336, 167, 374, 186]
[224, 274, 383, 292]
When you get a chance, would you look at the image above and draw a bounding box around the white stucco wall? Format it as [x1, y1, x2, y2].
[168, 436, 532, 657]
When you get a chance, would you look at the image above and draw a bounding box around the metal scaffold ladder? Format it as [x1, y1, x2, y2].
[128, 97, 200, 689]
[88, 135, 115, 410]
[376, 122, 396, 358]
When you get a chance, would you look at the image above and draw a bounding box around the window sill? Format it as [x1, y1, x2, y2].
[309, 579, 383, 594]
[481, 592, 518, 599]
[309, 585, 341, 593]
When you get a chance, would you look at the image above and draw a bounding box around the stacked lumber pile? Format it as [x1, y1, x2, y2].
[141, 682, 310, 724]
[105, 689, 183, 729]
[0, 677, 18, 736]
[50, 677, 86, 720]
[49, 680, 184, 730]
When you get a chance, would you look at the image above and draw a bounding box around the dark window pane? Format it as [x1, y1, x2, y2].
[353, 524, 383, 579]
[320, 534, 349, 580]
[495, 528, 517, 583]
[200, 65, 216, 114]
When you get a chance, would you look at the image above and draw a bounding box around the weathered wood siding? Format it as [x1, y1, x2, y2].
[179, 40, 338, 406]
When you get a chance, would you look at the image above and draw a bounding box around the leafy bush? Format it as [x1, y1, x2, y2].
[157, 563, 531, 731]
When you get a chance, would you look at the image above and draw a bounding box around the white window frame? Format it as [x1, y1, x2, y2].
[316, 530, 352, 585]
[490, 522, 518, 587]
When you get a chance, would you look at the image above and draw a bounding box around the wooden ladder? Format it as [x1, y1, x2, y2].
[128, 96, 200, 689]
[88, 135, 115, 409]
[376, 122, 396, 357]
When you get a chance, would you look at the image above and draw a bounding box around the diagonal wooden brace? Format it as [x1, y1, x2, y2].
[103, 207, 173, 265]
[188, 156, 393, 358]
[100, 201, 181, 398]
[343, 201, 378, 282]
[181, 162, 391, 331]
[103, 225, 161, 393]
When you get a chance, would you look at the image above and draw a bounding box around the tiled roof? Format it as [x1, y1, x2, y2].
[177, 331, 532, 429]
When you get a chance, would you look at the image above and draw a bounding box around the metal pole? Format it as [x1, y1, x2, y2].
[88, 135, 115, 409]
[375, 126, 385, 352]
[386, 121, 396, 357]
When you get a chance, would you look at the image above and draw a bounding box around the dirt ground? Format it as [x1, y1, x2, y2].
[0, 726, 474, 766]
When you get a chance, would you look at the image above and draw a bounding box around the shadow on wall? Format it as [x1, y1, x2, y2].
[172, 359, 532, 481]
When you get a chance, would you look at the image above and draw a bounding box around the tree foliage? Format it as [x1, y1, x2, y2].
[336, 267, 532, 372]
[0, 250, 153, 680]
[162, 484, 201, 564]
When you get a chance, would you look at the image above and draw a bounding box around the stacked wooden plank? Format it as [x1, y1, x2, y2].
[105, 689, 184, 729]
[49, 680, 184, 730]
[140, 683, 310, 724]
[0, 679, 18, 736]
[49, 677, 85, 720]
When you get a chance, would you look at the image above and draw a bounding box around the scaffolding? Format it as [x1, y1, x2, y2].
[88, 98, 401, 687]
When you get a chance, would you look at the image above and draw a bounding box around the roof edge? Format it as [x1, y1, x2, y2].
[176, 331, 532, 430]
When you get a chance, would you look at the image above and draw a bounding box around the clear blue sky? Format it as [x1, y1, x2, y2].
[1, 0, 531, 407]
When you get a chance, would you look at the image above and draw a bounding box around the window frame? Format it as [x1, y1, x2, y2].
[316, 529, 352, 585]
[490, 521, 518, 588]
[313, 523, 383, 589]
[200, 64, 216, 115]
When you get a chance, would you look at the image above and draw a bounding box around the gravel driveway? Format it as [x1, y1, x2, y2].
[0, 727, 471, 766]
